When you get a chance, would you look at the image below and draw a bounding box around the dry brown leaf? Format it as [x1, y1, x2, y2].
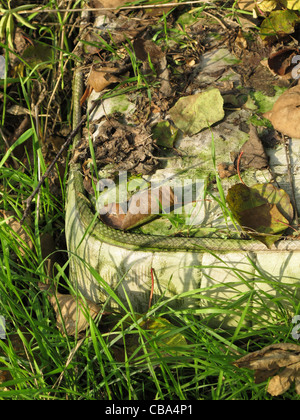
[235, 29, 247, 50]
[88, 67, 120, 92]
[0, 210, 33, 256]
[263, 84, 300, 138]
[232, 124, 268, 170]
[47, 290, 101, 336]
[237, 0, 256, 10]
[267, 48, 300, 79]
[234, 343, 300, 396]
[133, 39, 172, 97]
[267, 362, 300, 396]
[90, 0, 176, 15]
[217, 162, 237, 179]
[99, 185, 176, 230]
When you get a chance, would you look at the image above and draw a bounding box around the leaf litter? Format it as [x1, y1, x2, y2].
[70, 1, 300, 246]
[234, 343, 300, 396]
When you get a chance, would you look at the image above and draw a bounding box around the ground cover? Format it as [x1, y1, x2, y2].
[1, 0, 300, 400]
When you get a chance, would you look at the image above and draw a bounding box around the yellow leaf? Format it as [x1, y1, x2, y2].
[280, 0, 300, 9]
[258, 0, 278, 12]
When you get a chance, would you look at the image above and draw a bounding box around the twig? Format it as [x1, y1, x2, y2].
[202, 10, 229, 30]
[16, 1, 213, 14]
[149, 267, 155, 311]
[237, 150, 245, 185]
[20, 99, 99, 225]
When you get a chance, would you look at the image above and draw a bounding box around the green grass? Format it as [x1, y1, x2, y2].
[1, 242, 300, 400]
[0, 0, 300, 401]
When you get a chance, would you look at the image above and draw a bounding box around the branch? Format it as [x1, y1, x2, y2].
[20, 100, 98, 225]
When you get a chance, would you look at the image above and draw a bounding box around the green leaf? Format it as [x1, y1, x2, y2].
[151, 121, 178, 148]
[0, 14, 9, 39]
[7, 14, 14, 50]
[169, 88, 224, 136]
[226, 183, 294, 248]
[248, 87, 288, 114]
[22, 43, 53, 69]
[260, 9, 299, 39]
[14, 12, 36, 30]
[12, 4, 37, 12]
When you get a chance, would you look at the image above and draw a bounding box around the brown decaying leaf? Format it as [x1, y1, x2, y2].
[75, 118, 159, 176]
[263, 84, 300, 139]
[217, 162, 237, 179]
[87, 67, 120, 92]
[99, 185, 176, 230]
[133, 39, 172, 97]
[237, 0, 256, 11]
[233, 124, 268, 170]
[0, 210, 33, 255]
[226, 182, 293, 248]
[234, 343, 300, 396]
[268, 48, 300, 78]
[39, 281, 101, 336]
[48, 293, 100, 336]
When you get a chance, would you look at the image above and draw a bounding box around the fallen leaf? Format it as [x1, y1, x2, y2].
[0, 327, 34, 390]
[217, 162, 237, 179]
[281, 0, 300, 9]
[234, 343, 300, 396]
[111, 315, 187, 363]
[141, 317, 187, 354]
[39, 282, 101, 336]
[237, 0, 257, 11]
[0, 210, 33, 256]
[235, 29, 248, 50]
[268, 47, 300, 78]
[99, 185, 176, 230]
[169, 88, 224, 135]
[90, 0, 129, 12]
[263, 84, 300, 138]
[133, 38, 165, 63]
[151, 121, 178, 148]
[237, 124, 269, 170]
[133, 39, 172, 97]
[260, 9, 299, 40]
[258, 0, 278, 12]
[87, 67, 120, 92]
[22, 43, 53, 70]
[246, 86, 288, 114]
[226, 183, 293, 248]
[50, 293, 100, 336]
